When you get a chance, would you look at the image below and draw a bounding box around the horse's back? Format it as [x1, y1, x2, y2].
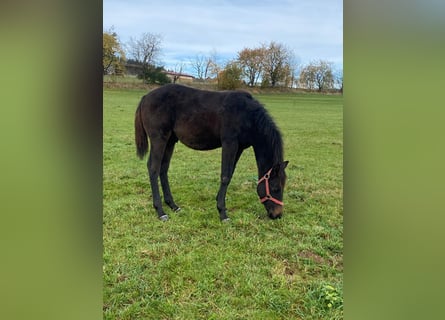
[140, 84, 258, 150]
[140, 85, 221, 149]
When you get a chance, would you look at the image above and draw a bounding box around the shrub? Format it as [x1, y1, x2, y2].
[217, 62, 243, 90]
[138, 65, 171, 85]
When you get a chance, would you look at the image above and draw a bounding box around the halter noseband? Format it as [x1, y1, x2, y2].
[257, 167, 284, 206]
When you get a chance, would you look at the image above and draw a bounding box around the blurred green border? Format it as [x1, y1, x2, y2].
[0, 1, 103, 319]
[345, 1, 445, 319]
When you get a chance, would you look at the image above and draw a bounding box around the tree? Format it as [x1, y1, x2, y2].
[282, 63, 296, 88]
[299, 64, 317, 90]
[127, 33, 163, 70]
[314, 60, 334, 91]
[207, 49, 221, 80]
[217, 62, 243, 90]
[262, 41, 293, 87]
[334, 68, 343, 93]
[103, 31, 126, 75]
[190, 53, 206, 80]
[285, 54, 300, 88]
[190, 50, 220, 81]
[237, 47, 265, 87]
[171, 62, 185, 83]
[299, 60, 334, 92]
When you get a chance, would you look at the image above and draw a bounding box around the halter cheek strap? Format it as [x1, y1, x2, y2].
[257, 168, 284, 206]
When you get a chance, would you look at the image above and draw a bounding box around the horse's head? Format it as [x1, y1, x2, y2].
[257, 161, 289, 219]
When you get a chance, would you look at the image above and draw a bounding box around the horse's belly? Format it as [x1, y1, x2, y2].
[179, 138, 221, 150]
[175, 129, 221, 150]
[174, 113, 222, 150]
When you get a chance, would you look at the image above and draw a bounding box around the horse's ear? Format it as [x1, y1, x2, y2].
[282, 161, 289, 170]
[272, 161, 289, 175]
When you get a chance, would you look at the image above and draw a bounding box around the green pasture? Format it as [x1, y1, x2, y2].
[103, 87, 343, 319]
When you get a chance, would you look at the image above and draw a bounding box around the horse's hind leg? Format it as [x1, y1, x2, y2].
[160, 136, 180, 212]
[147, 138, 169, 221]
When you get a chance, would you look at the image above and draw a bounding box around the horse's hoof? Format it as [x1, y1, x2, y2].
[174, 207, 181, 212]
[159, 214, 169, 221]
[221, 218, 231, 223]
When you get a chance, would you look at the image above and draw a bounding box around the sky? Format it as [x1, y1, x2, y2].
[103, 0, 343, 75]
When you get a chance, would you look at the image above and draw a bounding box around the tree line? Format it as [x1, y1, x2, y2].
[103, 30, 342, 92]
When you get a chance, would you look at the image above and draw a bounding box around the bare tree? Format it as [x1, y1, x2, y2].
[190, 50, 220, 81]
[335, 68, 343, 93]
[206, 49, 221, 79]
[286, 54, 300, 88]
[127, 33, 163, 68]
[190, 53, 207, 80]
[171, 62, 185, 83]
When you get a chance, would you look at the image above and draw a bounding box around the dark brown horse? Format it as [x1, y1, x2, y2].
[135, 84, 288, 221]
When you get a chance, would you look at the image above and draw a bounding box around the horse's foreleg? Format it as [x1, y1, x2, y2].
[160, 138, 180, 212]
[147, 140, 169, 221]
[216, 143, 242, 221]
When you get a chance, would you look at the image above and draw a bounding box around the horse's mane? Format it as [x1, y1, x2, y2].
[251, 99, 284, 165]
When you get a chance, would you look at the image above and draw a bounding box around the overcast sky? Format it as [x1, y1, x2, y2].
[104, 0, 343, 74]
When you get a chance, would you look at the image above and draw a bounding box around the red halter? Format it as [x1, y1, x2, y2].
[257, 167, 284, 206]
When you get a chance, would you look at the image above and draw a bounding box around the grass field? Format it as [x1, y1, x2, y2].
[103, 87, 343, 319]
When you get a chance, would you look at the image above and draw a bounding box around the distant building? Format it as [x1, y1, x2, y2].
[163, 70, 195, 83]
[124, 63, 143, 76]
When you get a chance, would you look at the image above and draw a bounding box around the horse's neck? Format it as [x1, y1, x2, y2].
[250, 110, 283, 178]
[252, 142, 276, 178]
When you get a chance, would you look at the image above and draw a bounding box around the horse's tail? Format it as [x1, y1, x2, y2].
[135, 96, 148, 159]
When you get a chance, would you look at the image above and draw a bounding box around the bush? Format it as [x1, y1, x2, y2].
[217, 62, 242, 90]
[138, 65, 171, 85]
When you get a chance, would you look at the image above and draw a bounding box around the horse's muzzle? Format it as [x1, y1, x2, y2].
[268, 206, 283, 219]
